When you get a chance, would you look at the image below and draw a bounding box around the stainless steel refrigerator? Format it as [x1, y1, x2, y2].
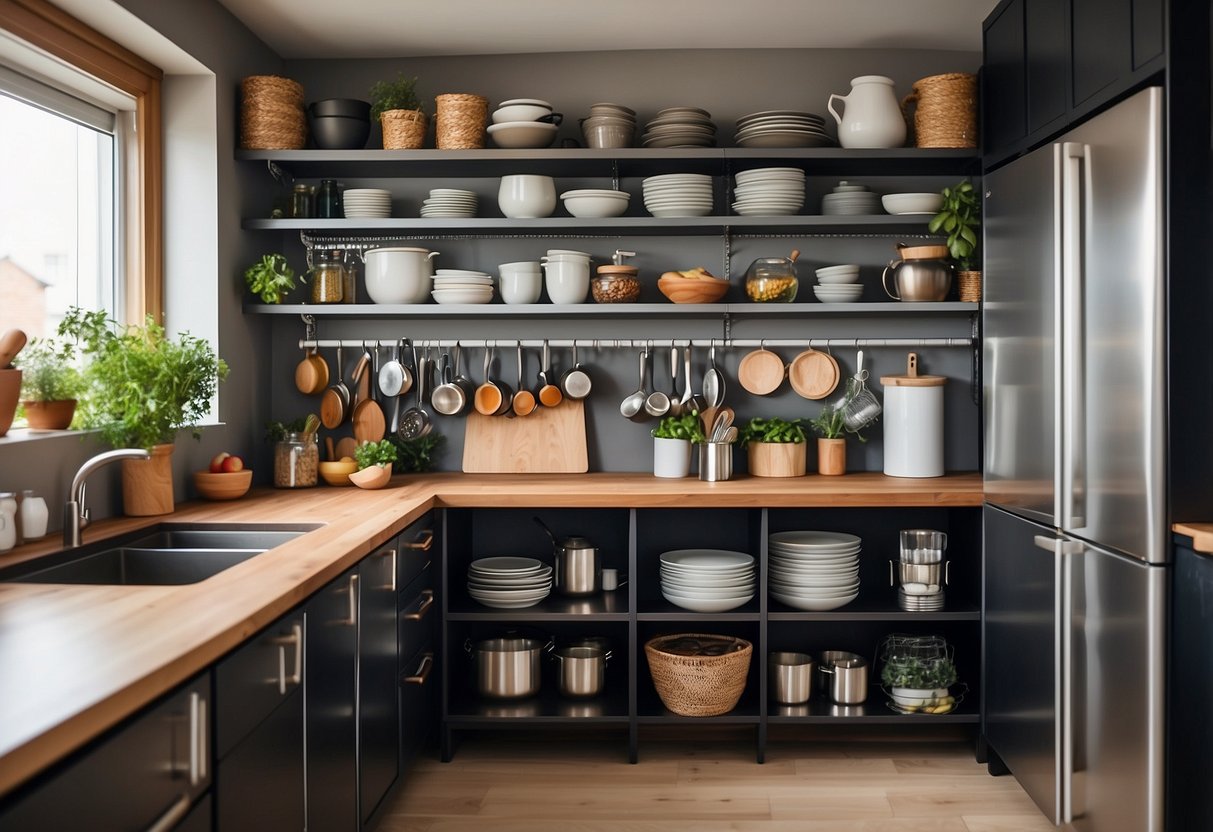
[982, 85, 1166, 832]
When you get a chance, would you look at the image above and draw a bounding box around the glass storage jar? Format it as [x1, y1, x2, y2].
[306, 249, 346, 304]
[274, 432, 318, 488]
[591, 266, 640, 303]
[744, 252, 800, 303]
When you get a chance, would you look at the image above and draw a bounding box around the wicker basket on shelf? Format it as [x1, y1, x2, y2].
[644, 633, 752, 717]
[381, 109, 429, 149]
[902, 73, 977, 149]
[240, 75, 306, 149]
[435, 93, 489, 149]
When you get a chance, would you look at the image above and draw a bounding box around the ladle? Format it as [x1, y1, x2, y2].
[703, 340, 726, 409]
[619, 347, 649, 421]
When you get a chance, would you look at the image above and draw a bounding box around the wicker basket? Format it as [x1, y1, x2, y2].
[240, 75, 306, 150]
[645, 633, 752, 717]
[902, 73, 977, 149]
[957, 269, 982, 303]
[435, 93, 489, 149]
[381, 109, 428, 149]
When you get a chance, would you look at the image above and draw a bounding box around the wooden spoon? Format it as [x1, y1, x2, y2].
[351, 347, 386, 443]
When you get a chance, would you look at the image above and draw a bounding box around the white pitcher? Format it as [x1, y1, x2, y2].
[827, 75, 907, 149]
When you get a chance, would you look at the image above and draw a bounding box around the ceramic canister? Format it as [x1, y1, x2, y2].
[880, 353, 946, 478]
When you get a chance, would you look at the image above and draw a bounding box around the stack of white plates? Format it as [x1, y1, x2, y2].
[642, 107, 717, 148]
[821, 181, 880, 216]
[731, 167, 805, 216]
[659, 549, 755, 613]
[768, 531, 861, 611]
[468, 556, 552, 609]
[733, 110, 835, 148]
[421, 188, 478, 218]
[343, 188, 391, 219]
[432, 268, 494, 305]
[642, 173, 714, 218]
[812, 264, 863, 303]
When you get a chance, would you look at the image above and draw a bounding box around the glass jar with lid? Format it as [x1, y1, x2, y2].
[306, 248, 346, 304]
[744, 249, 800, 303]
[274, 432, 318, 488]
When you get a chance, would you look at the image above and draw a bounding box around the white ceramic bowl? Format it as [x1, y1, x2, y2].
[542, 259, 590, 303]
[816, 272, 862, 285]
[561, 189, 630, 218]
[492, 103, 553, 123]
[881, 192, 945, 215]
[499, 271, 543, 304]
[487, 121, 558, 149]
[660, 591, 754, 613]
[498, 174, 557, 218]
[363, 247, 438, 304]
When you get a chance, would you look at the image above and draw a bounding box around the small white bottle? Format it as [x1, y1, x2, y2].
[19, 490, 48, 540]
[0, 492, 17, 552]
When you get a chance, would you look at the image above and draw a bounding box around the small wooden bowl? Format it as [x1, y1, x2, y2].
[319, 460, 357, 486]
[193, 470, 253, 500]
[658, 275, 730, 304]
[349, 465, 392, 490]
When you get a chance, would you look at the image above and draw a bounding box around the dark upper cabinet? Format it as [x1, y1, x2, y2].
[1132, 0, 1164, 68]
[983, 0, 1027, 155]
[1071, 0, 1132, 106]
[1025, 0, 1069, 133]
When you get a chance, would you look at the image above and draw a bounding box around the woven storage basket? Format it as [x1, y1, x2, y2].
[240, 75, 306, 150]
[381, 109, 428, 149]
[645, 633, 752, 717]
[902, 73, 977, 149]
[957, 269, 982, 303]
[435, 93, 489, 149]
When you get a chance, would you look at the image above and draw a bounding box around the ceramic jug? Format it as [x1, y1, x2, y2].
[827, 75, 907, 149]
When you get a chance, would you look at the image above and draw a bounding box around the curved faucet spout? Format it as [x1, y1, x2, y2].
[64, 448, 152, 547]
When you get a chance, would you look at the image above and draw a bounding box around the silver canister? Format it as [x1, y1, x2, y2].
[899, 529, 947, 563]
[554, 541, 600, 596]
[553, 646, 610, 698]
[698, 442, 734, 482]
[820, 656, 869, 705]
[471, 637, 548, 699]
[817, 650, 868, 702]
[769, 651, 816, 705]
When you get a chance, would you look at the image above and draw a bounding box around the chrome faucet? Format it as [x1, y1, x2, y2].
[63, 448, 151, 547]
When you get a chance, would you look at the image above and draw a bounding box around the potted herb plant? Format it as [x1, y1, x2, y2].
[739, 417, 807, 477]
[809, 404, 848, 476]
[651, 413, 703, 478]
[61, 307, 228, 515]
[16, 334, 83, 430]
[349, 438, 398, 489]
[243, 253, 297, 304]
[370, 72, 427, 150]
[879, 634, 959, 714]
[928, 179, 981, 302]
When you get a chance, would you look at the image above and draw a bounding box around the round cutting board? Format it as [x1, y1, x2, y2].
[737, 348, 786, 396]
[788, 349, 839, 400]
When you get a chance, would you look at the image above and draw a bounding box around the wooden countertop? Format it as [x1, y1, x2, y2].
[1174, 522, 1213, 554]
[0, 471, 980, 797]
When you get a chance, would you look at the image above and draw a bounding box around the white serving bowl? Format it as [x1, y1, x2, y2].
[487, 121, 558, 149]
[661, 591, 754, 613]
[498, 174, 557, 218]
[560, 189, 630, 218]
[492, 102, 553, 123]
[816, 272, 862, 285]
[881, 192, 945, 215]
[499, 271, 543, 304]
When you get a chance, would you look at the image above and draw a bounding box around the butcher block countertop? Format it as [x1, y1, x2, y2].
[1174, 522, 1213, 554]
[0, 471, 981, 797]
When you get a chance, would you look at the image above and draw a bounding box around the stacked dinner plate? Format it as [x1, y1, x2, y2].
[342, 188, 391, 219]
[421, 188, 478, 218]
[733, 110, 835, 148]
[468, 556, 553, 609]
[642, 173, 714, 218]
[768, 531, 861, 611]
[642, 107, 717, 148]
[731, 167, 806, 216]
[432, 268, 494, 304]
[659, 549, 756, 613]
[821, 181, 880, 216]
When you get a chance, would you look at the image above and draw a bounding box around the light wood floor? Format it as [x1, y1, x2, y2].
[376, 732, 1056, 832]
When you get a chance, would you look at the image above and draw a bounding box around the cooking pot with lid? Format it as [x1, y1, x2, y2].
[882, 243, 952, 302]
[533, 516, 601, 596]
[467, 636, 552, 699]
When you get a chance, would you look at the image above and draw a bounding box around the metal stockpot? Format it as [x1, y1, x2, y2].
[534, 516, 601, 596]
[817, 650, 866, 698]
[552, 645, 610, 698]
[769, 651, 815, 705]
[819, 656, 869, 705]
[469, 637, 550, 699]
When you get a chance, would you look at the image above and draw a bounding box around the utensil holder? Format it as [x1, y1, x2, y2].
[698, 442, 733, 482]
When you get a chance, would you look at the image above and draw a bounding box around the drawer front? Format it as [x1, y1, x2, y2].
[400, 648, 436, 765]
[398, 564, 434, 667]
[215, 612, 303, 759]
[397, 512, 436, 591]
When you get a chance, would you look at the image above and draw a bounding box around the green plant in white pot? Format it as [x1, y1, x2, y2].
[651, 413, 703, 478]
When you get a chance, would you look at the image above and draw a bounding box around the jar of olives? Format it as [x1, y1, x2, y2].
[744, 249, 800, 303]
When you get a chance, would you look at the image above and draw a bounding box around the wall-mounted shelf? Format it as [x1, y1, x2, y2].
[245, 302, 977, 318]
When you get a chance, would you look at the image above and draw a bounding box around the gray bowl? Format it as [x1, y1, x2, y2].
[310, 114, 370, 150]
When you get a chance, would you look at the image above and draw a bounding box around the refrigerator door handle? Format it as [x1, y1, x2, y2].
[1034, 532, 1079, 825]
[1060, 141, 1088, 531]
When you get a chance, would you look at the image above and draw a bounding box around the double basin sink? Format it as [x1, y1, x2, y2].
[0, 524, 321, 586]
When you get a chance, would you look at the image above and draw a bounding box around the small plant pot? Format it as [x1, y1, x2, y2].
[747, 442, 806, 477]
[653, 437, 692, 478]
[349, 465, 392, 490]
[0, 369, 20, 437]
[22, 399, 76, 430]
[817, 437, 846, 476]
[380, 108, 428, 149]
[957, 269, 982, 303]
[122, 443, 175, 516]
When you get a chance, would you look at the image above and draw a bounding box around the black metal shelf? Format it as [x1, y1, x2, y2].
[637, 688, 762, 724]
[446, 687, 630, 724]
[766, 688, 979, 724]
[244, 301, 977, 318]
[448, 591, 630, 621]
[766, 596, 980, 622]
[637, 598, 761, 621]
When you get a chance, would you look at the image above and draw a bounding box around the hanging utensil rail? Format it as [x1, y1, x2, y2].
[298, 337, 972, 350]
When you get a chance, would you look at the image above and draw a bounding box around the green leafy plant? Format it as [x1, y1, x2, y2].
[264, 416, 308, 443]
[243, 253, 297, 304]
[881, 655, 958, 690]
[651, 412, 705, 443]
[369, 73, 423, 120]
[809, 404, 847, 440]
[388, 433, 445, 473]
[15, 336, 84, 402]
[354, 438, 399, 470]
[738, 417, 805, 446]
[59, 307, 228, 450]
[928, 179, 981, 270]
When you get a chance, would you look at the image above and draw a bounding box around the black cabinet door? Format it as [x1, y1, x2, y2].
[1071, 0, 1132, 106]
[983, 0, 1027, 155]
[1024, 0, 1069, 133]
[305, 568, 359, 831]
[1168, 540, 1213, 830]
[1131, 0, 1164, 68]
[400, 649, 436, 766]
[359, 544, 401, 824]
[216, 687, 304, 831]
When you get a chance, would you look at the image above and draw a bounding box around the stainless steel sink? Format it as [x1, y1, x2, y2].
[0, 523, 321, 586]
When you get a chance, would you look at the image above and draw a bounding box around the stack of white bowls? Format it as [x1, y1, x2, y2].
[498, 261, 543, 305]
[421, 188, 478, 218]
[731, 167, 805, 216]
[659, 549, 756, 613]
[468, 556, 553, 609]
[821, 181, 880, 216]
[343, 188, 391, 219]
[768, 531, 861, 611]
[733, 110, 834, 148]
[581, 102, 636, 149]
[812, 264, 863, 303]
[432, 268, 494, 305]
[642, 107, 716, 148]
[540, 249, 591, 304]
[560, 189, 630, 218]
[487, 98, 559, 148]
[642, 173, 714, 217]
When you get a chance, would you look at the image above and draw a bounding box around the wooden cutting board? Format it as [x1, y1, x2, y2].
[462, 399, 588, 473]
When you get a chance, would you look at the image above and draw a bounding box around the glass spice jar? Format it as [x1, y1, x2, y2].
[274, 432, 318, 488]
[307, 249, 345, 304]
[316, 178, 342, 218]
[290, 183, 314, 218]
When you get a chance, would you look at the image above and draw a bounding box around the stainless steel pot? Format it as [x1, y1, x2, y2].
[817, 650, 865, 696]
[552, 645, 610, 698]
[820, 656, 869, 704]
[533, 516, 600, 596]
[769, 651, 815, 705]
[882, 255, 953, 302]
[469, 637, 550, 699]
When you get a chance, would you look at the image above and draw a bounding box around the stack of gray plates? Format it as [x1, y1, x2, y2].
[820, 181, 880, 216]
[733, 110, 834, 148]
[768, 531, 861, 612]
[731, 167, 805, 216]
[421, 188, 478, 218]
[468, 556, 552, 609]
[642, 173, 714, 217]
[642, 107, 716, 148]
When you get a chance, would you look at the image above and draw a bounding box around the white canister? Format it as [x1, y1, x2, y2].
[0, 492, 16, 552]
[653, 437, 692, 478]
[362, 246, 439, 304]
[20, 491, 48, 539]
[880, 353, 946, 478]
[541, 256, 590, 304]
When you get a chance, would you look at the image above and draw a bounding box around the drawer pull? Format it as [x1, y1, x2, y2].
[144, 793, 192, 832]
[348, 574, 359, 626]
[388, 547, 397, 592]
[187, 692, 202, 786]
[404, 528, 434, 551]
[402, 589, 435, 621]
[271, 623, 303, 694]
[403, 652, 433, 685]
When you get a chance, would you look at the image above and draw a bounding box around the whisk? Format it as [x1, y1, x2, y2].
[841, 350, 882, 431]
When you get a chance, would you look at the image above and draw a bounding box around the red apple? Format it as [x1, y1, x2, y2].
[220, 455, 244, 473]
[209, 452, 231, 473]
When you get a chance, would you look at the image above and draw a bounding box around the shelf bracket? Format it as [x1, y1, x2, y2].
[301, 313, 317, 344]
[267, 160, 292, 188]
[611, 160, 620, 192]
[722, 226, 732, 282]
[722, 311, 733, 342]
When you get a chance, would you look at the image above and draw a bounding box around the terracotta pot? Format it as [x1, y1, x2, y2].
[747, 442, 807, 477]
[0, 369, 20, 437]
[22, 399, 76, 430]
[817, 437, 846, 476]
[122, 443, 175, 516]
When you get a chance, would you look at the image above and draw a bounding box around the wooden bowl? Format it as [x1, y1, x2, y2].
[319, 460, 358, 486]
[658, 275, 730, 304]
[193, 469, 253, 501]
[349, 465, 392, 490]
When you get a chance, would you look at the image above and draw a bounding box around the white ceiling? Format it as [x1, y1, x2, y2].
[215, 0, 996, 59]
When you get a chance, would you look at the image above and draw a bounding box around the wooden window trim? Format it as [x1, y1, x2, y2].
[0, 0, 164, 323]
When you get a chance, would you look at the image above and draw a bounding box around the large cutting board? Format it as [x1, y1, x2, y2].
[462, 399, 588, 473]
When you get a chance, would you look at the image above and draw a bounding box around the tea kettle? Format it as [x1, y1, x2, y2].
[534, 516, 600, 596]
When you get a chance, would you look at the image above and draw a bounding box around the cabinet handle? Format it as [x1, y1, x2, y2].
[187, 692, 202, 786]
[348, 574, 359, 626]
[404, 528, 433, 551]
[144, 793, 192, 832]
[402, 589, 434, 621]
[403, 652, 433, 685]
[387, 547, 397, 592]
[271, 623, 303, 694]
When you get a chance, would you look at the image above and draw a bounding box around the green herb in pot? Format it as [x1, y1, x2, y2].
[354, 439, 399, 470]
[244, 253, 297, 304]
[881, 655, 958, 690]
[387, 433, 445, 473]
[651, 412, 705, 443]
[810, 401, 869, 442]
[738, 417, 806, 446]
